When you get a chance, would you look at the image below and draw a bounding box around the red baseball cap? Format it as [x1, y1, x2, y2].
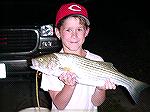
[55, 2, 90, 26]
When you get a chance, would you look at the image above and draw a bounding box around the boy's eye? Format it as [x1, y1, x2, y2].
[78, 28, 83, 31]
[65, 28, 84, 32]
[66, 29, 71, 32]
[65, 28, 72, 32]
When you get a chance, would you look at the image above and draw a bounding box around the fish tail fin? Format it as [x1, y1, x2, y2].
[126, 78, 150, 104]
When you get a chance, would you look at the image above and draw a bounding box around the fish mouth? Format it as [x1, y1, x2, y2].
[31, 59, 38, 67]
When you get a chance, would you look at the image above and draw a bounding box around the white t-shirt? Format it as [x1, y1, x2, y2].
[40, 50, 104, 112]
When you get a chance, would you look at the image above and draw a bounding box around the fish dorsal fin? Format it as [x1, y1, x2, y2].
[96, 61, 119, 72]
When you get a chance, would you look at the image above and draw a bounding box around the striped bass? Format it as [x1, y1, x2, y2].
[30, 53, 149, 104]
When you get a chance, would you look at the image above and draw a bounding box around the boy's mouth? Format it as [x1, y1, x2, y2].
[70, 41, 78, 43]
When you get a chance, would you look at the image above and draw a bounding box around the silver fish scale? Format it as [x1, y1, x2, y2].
[73, 55, 138, 91]
[55, 53, 132, 87]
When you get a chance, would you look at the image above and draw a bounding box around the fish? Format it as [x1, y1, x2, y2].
[30, 52, 150, 104]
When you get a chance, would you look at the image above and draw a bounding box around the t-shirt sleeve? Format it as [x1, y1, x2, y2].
[40, 73, 64, 92]
[85, 50, 104, 62]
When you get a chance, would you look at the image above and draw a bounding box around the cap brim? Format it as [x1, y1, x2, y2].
[78, 15, 90, 26]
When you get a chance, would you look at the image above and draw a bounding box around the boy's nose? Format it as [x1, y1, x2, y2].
[72, 30, 77, 38]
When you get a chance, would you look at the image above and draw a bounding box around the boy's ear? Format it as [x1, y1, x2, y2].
[55, 28, 61, 39]
[85, 27, 90, 37]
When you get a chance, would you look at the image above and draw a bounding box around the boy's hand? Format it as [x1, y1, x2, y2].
[58, 71, 77, 86]
[96, 79, 116, 90]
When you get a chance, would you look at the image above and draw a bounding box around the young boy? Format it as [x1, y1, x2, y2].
[41, 2, 116, 112]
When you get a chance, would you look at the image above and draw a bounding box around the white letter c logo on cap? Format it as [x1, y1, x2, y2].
[68, 5, 81, 11]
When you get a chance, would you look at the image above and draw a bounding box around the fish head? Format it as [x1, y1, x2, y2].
[30, 53, 61, 75]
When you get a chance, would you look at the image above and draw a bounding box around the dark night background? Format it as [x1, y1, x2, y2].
[0, 0, 150, 112]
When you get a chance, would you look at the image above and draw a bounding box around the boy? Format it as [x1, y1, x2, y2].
[41, 2, 116, 112]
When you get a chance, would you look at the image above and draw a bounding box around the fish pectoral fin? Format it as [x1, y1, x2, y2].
[64, 67, 72, 71]
[60, 67, 72, 72]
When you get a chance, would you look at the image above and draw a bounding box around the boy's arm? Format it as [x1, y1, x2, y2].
[49, 85, 76, 110]
[91, 79, 116, 106]
[48, 71, 77, 110]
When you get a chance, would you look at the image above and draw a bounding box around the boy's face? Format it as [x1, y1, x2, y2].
[56, 17, 90, 52]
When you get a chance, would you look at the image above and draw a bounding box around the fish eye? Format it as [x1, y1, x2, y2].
[38, 58, 43, 62]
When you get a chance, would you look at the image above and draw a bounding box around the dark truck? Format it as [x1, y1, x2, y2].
[0, 24, 61, 112]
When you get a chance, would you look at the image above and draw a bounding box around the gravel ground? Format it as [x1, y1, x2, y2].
[98, 86, 150, 112]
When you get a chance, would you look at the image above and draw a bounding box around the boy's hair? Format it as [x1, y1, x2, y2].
[56, 15, 89, 30]
[55, 2, 90, 27]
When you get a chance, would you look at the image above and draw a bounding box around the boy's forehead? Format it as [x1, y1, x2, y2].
[62, 16, 86, 26]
